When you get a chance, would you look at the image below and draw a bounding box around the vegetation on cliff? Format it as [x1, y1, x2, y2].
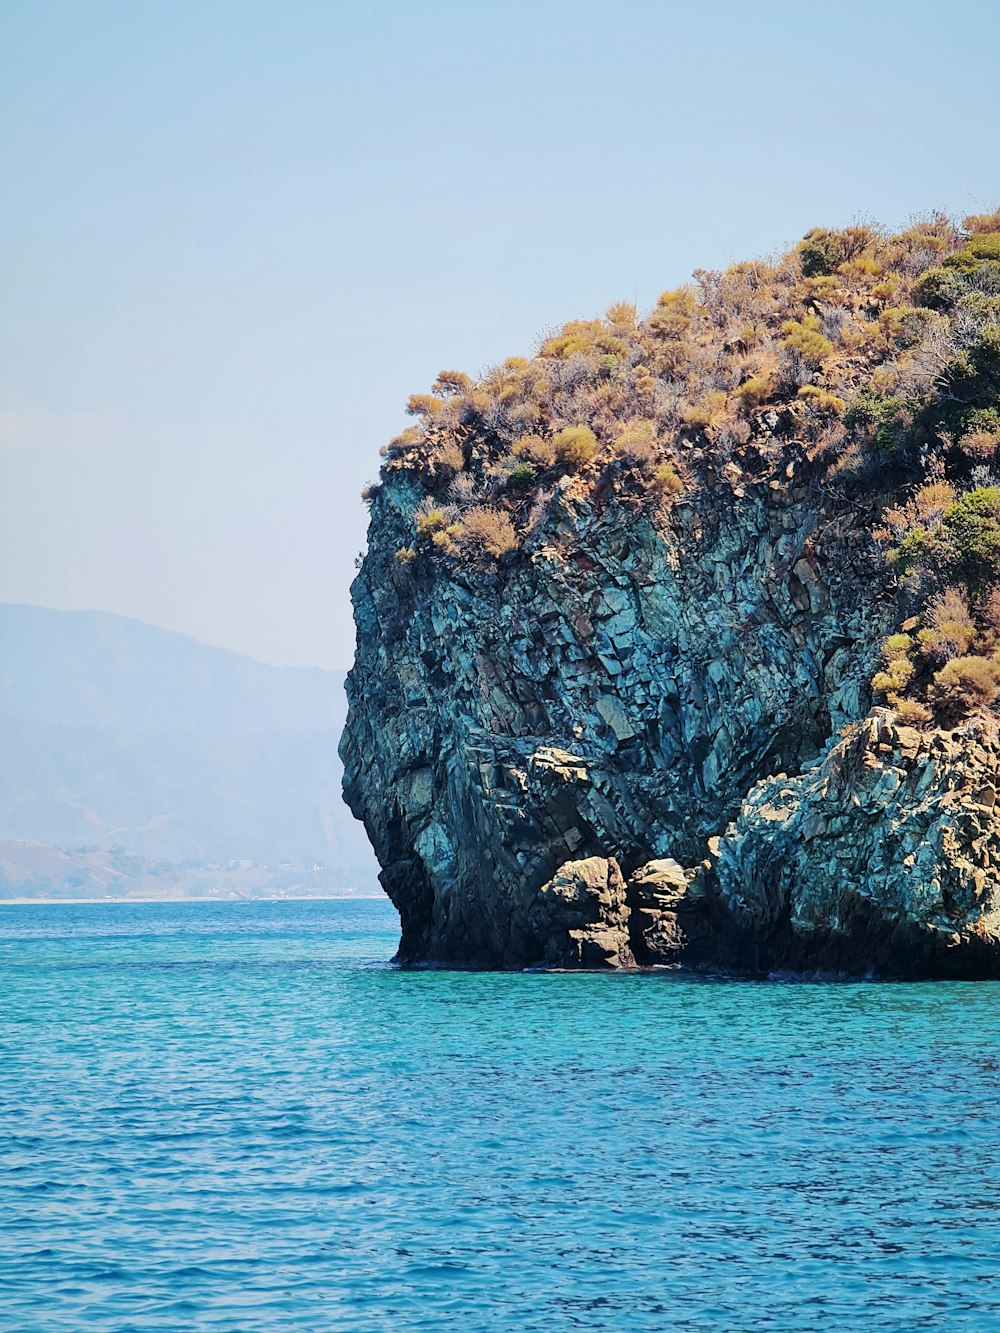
[366, 207, 1000, 729]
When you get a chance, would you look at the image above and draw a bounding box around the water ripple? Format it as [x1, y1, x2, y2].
[1, 899, 999, 1330]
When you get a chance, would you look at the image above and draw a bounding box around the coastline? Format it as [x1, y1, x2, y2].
[0, 894, 390, 906]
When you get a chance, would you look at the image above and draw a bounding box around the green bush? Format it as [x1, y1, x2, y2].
[650, 462, 684, 499]
[881, 633, 913, 662]
[943, 232, 1000, 272]
[872, 655, 914, 698]
[942, 488, 1000, 585]
[734, 375, 774, 410]
[843, 389, 911, 455]
[797, 385, 845, 415]
[507, 460, 539, 489]
[891, 526, 941, 576]
[781, 313, 833, 367]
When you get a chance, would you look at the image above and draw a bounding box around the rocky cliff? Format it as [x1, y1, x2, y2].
[341, 210, 1000, 976]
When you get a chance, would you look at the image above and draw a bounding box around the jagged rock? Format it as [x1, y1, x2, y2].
[341, 456, 1000, 976]
[707, 710, 1000, 977]
[529, 857, 633, 969]
[622, 858, 714, 966]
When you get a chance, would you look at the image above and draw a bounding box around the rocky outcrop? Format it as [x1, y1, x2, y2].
[704, 709, 1000, 976]
[341, 447, 1000, 974]
[347, 441, 918, 964]
[340, 209, 1000, 977]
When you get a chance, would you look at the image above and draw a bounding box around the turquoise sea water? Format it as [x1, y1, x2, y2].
[1, 899, 999, 1331]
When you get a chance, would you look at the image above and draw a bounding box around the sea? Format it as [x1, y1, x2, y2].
[1, 897, 998, 1331]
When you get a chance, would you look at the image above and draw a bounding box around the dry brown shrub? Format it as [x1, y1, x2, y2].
[613, 420, 657, 465]
[426, 440, 465, 478]
[912, 480, 958, 524]
[552, 425, 599, 467]
[682, 390, 728, 428]
[606, 301, 637, 329]
[648, 462, 684, 500]
[512, 434, 557, 469]
[918, 585, 976, 663]
[977, 585, 1000, 643]
[432, 370, 473, 398]
[894, 697, 933, 726]
[963, 208, 1000, 235]
[930, 655, 1000, 714]
[406, 393, 445, 417]
[962, 430, 1000, 461]
[454, 507, 518, 559]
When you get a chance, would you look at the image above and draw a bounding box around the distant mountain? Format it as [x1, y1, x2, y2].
[0, 605, 379, 895]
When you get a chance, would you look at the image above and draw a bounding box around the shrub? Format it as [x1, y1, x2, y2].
[734, 375, 774, 411]
[682, 390, 728, 428]
[395, 546, 417, 565]
[891, 526, 943, 576]
[944, 232, 1000, 273]
[911, 480, 958, 523]
[513, 433, 558, 469]
[942, 487, 1000, 585]
[798, 226, 875, 277]
[506, 460, 539, 490]
[964, 210, 1000, 235]
[781, 313, 834, 367]
[797, 385, 845, 415]
[432, 370, 473, 398]
[415, 507, 449, 537]
[650, 462, 683, 499]
[605, 301, 637, 328]
[406, 393, 445, 417]
[881, 633, 913, 663]
[799, 230, 837, 277]
[361, 481, 382, 506]
[966, 407, 1000, 437]
[960, 429, 1000, 460]
[838, 256, 882, 282]
[930, 655, 1000, 712]
[880, 306, 935, 350]
[872, 654, 914, 699]
[895, 697, 933, 726]
[912, 266, 963, 310]
[613, 419, 657, 464]
[843, 389, 911, 455]
[454, 507, 518, 559]
[552, 425, 599, 467]
[648, 288, 697, 340]
[427, 440, 465, 477]
[977, 584, 1000, 642]
[917, 585, 975, 662]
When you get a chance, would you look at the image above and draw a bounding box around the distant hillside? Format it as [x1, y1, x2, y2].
[0, 605, 379, 894]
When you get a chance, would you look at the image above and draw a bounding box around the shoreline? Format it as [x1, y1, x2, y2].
[0, 894, 390, 906]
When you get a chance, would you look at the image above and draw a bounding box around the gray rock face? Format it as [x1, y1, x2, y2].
[707, 710, 1000, 976]
[342, 442, 1000, 971]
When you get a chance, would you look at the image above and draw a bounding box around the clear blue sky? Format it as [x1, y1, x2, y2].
[1, 0, 997, 667]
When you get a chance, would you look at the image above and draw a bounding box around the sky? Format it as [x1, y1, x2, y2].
[1, 0, 998, 669]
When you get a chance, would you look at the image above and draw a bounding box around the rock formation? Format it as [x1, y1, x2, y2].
[341, 211, 1000, 976]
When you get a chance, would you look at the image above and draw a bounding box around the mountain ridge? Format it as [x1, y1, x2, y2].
[0, 604, 379, 895]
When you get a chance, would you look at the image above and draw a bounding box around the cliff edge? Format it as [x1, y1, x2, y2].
[342, 208, 1000, 975]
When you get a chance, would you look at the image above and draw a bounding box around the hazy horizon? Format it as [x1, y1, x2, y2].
[2, 0, 998, 669]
